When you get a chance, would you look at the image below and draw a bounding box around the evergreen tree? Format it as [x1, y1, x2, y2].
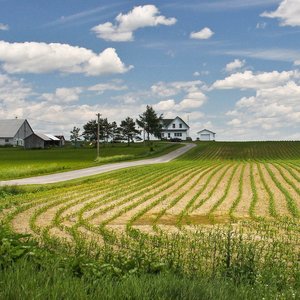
[119, 117, 140, 146]
[136, 105, 163, 141]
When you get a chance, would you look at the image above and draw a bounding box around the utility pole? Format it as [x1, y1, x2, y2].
[96, 113, 101, 158]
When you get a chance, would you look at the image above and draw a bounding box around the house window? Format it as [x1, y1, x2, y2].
[179, 123, 182, 128]
[174, 133, 182, 137]
[5, 138, 9, 143]
[172, 124, 175, 128]
[168, 133, 171, 138]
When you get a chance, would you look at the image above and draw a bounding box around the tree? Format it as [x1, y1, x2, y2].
[136, 105, 163, 141]
[119, 117, 140, 146]
[110, 121, 119, 146]
[102, 118, 112, 145]
[70, 126, 81, 148]
[82, 120, 97, 143]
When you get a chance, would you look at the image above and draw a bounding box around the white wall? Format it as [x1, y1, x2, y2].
[0, 138, 13, 146]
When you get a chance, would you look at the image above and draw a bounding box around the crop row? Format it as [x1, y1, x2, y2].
[2, 159, 299, 244]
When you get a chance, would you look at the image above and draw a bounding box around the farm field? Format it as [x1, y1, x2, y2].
[1, 141, 299, 299]
[0, 142, 180, 180]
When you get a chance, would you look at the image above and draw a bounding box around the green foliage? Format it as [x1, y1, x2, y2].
[119, 116, 140, 145]
[136, 105, 163, 141]
[0, 225, 39, 269]
[70, 126, 81, 148]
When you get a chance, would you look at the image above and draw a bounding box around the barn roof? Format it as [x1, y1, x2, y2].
[45, 134, 60, 141]
[197, 129, 216, 134]
[0, 119, 26, 138]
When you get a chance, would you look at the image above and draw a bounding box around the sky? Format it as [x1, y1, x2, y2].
[0, 0, 300, 141]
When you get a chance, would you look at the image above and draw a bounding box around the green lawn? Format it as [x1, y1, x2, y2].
[0, 142, 181, 180]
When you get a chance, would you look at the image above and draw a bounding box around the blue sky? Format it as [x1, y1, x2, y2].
[0, 0, 299, 140]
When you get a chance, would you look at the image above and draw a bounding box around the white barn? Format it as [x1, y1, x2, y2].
[197, 129, 216, 141]
[161, 117, 190, 140]
[0, 119, 33, 146]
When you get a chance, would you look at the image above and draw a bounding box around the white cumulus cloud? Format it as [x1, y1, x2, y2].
[212, 70, 299, 90]
[190, 27, 214, 40]
[225, 59, 246, 73]
[0, 23, 9, 31]
[261, 0, 300, 26]
[0, 41, 132, 76]
[41, 87, 83, 103]
[91, 5, 176, 42]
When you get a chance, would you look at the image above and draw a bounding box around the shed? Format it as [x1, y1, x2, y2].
[55, 135, 66, 147]
[24, 133, 60, 149]
[197, 129, 216, 141]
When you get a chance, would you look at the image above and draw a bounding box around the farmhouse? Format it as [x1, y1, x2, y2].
[0, 119, 33, 146]
[197, 129, 216, 141]
[24, 133, 61, 149]
[161, 116, 189, 140]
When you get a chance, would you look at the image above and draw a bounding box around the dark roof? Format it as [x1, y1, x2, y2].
[55, 135, 65, 140]
[197, 129, 216, 134]
[161, 119, 173, 127]
[161, 116, 190, 128]
[0, 119, 26, 138]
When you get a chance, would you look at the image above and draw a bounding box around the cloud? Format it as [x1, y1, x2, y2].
[212, 70, 299, 90]
[41, 87, 83, 103]
[227, 118, 241, 126]
[91, 5, 176, 42]
[151, 80, 204, 97]
[0, 41, 132, 76]
[154, 94, 206, 112]
[225, 59, 246, 72]
[0, 23, 9, 31]
[261, 0, 300, 26]
[153, 99, 176, 111]
[193, 70, 210, 76]
[0, 73, 146, 136]
[88, 82, 127, 93]
[226, 80, 300, 139]
[223, 48, 300, 65]
[190, 27, 214, 40]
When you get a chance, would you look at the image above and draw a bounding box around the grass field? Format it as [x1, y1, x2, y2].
[1, 141, 299, 299]
[0, 142, 181, 180]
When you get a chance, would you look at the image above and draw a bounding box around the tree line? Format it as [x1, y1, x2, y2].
[70, 105, 163, 147]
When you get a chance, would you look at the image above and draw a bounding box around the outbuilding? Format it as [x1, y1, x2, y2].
[197, 129, 216, 141]
[24, 133, 60, 149]
[0, 119, 33, 146]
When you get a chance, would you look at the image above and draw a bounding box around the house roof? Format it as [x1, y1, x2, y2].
[0, 119, 26, 138]
[161, 116, 190, 128]
[197, 129, 216, 134]
[161, 119, 174, 127]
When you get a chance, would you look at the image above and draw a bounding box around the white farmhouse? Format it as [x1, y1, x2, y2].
[161, 117, 190, 140]
[0, 119, 33, 146]
[197, 129, 216, 141]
